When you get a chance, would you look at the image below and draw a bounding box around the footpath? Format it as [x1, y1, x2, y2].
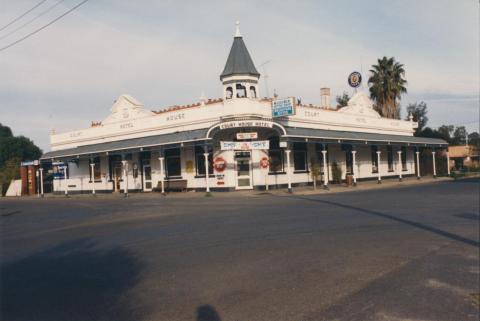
[13, 175, 474, 200]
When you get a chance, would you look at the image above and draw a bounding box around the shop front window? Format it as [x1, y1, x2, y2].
[165, 148, 181, 178]
[401, 146, 408, 171]
[268, 137, 284, 173]
[89, 157, 101, 181]
[387, 146, 394, 172]
[293, 142, 308, 172]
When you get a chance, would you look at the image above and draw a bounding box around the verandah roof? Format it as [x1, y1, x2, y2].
[41, 127, 448, 160]
[40, 129, 209, 160]
[284, 127, 448, 146]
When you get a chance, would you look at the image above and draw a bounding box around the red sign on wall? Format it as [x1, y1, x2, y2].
[213, 157, 227, 172]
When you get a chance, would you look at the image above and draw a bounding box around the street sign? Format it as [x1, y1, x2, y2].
[272, 97, 295, 117]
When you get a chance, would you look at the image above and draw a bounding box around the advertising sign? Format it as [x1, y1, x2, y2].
[272, 97, 295, 117]
[348, 71, 362, 88]
[236, 132, 258, 140]
[220, 141, 270, 151]
[219, 120, 273, 130]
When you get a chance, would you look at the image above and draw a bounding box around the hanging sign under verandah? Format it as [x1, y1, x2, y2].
[220, 141, 270, 151]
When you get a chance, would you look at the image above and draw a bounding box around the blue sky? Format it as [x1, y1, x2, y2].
[0, 0, 479, 151]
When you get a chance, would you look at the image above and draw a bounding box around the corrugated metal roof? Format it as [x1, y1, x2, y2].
[220, 36, 260, 79]
[41, 129, 209, 160]
[284, 127, 448, 146]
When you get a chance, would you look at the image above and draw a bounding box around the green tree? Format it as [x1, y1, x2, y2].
[436, 125, 454, 143]
[451, 126, 467, 145]
[336, 92, 350, 108]
[0, 124, 13, 138]
[405, 101, 428, 135]
[368, 57, 407, 119]
[0, 124, 42, 195]
[468, 132, 480, 147]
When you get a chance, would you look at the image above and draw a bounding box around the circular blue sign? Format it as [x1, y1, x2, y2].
[348, 71, 362, 88]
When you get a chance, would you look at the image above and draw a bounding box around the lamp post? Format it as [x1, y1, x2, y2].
[285, 149, 292, 193]
[415, 151, 421, 179]
[446, 151, 451, 176]
[432, 151, 437, 178]
[39, 167, 44, 198]
[158, 157, 165, 194]
[90, 163, 96, 196]
[204, 152, 210, 194]
[63, 165, 68, 197]
[321, 150, 328, 189]
[376, 151, 381, 184]
[397, 151, 403, 182]
[351, 150, 357, 186]
[121, 160, 128, 197]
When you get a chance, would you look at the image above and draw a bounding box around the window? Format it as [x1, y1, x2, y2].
[293, 142, 308, 171]
[268, 137, 284, 173]
[236, 84, 246, 98]
[165, 148, 181, 178]
[195, 146, 213, 176]
[387, 146, 394, 172]
[89, 157, 101, 182]
[371, 146, 379, 173]
[226, 87, 233, 99]
[249, 86, 257, 98]
[401, 146, 407, 171]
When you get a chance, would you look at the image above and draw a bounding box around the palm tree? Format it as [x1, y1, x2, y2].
[368, 57, 407, 119]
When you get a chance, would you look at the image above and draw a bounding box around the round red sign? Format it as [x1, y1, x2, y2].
[213, 156, 227, 172]
[260, 157, 269, 169]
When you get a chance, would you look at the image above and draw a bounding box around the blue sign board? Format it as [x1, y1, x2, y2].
[272, 98, 295, 117]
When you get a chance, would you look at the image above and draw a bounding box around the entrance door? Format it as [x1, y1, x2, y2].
[143, 165, 152, 192]
[235, 151, 253, 190]
[114, 163, 122, 192]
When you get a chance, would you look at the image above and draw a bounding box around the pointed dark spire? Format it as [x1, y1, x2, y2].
[220, 22, 260, 80]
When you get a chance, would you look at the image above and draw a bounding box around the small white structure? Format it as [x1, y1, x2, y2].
[40, 24, 447, 193]
[5, 180, 22, 197]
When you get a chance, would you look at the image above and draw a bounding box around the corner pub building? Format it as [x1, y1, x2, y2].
[40, 24, 448, 195]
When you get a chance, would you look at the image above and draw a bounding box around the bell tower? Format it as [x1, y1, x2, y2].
[220, 22, 260, 100]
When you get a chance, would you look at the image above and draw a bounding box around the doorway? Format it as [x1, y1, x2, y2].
[113, 163, 122, 192]
[143, 163, 152, 192]
[235, 151, 253, 190]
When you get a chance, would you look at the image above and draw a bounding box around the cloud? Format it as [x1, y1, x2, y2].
[0, 0, 478, 151]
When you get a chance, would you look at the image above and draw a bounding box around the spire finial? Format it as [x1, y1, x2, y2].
[235, 21, 241, 37]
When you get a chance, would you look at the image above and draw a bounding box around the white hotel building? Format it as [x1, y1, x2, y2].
[40, 25, 448, 194]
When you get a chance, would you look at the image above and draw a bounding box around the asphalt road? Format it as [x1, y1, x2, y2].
[1, 179, 479, 321]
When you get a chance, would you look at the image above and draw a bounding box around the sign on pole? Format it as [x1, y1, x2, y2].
[348, 71, 362, 88]
[272, 97, 296, 117]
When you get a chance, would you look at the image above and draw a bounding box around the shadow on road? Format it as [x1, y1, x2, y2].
[196, 305, 222, 321]
[0, 239, 144, 321]
[292, 196, 480, 248]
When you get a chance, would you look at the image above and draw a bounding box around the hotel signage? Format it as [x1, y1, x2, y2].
[272, 97, 295, 117]
[219, 120, 273, 130]
[220, 141, 270, 151]
[236, 132, 258, 140]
